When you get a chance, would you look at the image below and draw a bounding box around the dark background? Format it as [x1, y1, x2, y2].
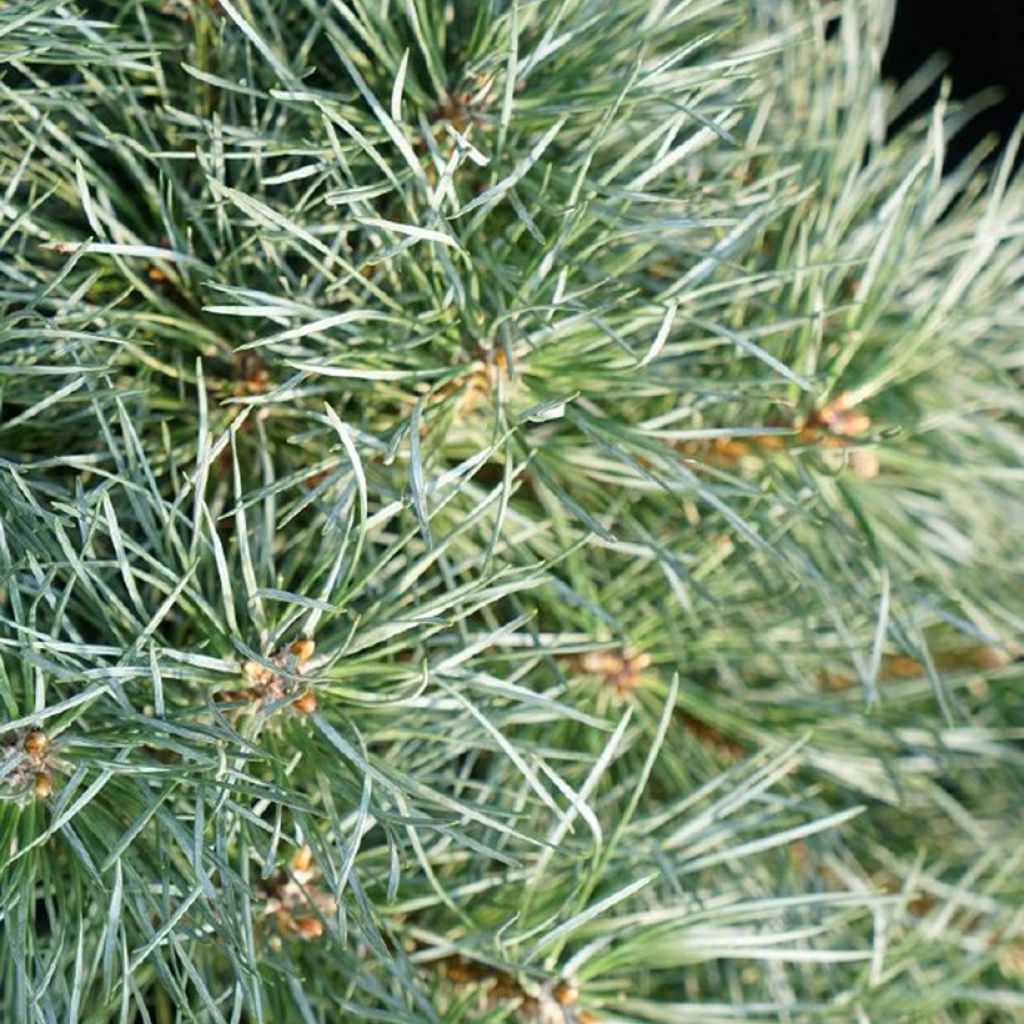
[884, 0, 1024, 165]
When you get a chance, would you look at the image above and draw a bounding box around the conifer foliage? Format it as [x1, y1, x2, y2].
[1, 1, 1022, 1021]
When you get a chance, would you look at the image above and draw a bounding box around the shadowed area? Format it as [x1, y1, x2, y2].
[885, 0, 1024, 164]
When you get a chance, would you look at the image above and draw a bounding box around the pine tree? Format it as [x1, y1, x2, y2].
[1, 1, 1022, 1021]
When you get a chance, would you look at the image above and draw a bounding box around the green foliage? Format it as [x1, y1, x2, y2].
[1, 0, 1022, 1021]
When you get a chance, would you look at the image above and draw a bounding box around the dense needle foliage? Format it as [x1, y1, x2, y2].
[1, 1, 1022, 1021]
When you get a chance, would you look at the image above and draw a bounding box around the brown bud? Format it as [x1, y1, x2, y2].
[579, 650, 622, 676]
[290, 639, 315, 665]
[711, 437, 750, 462]
[147, 266, 167, 283]
[579, 648, 650, 699]
[291, 843, 314, 873]
[292, 690, 317, 714]
[817, 393, 871, 437]
[886, 655, 924, 678]
[242, 659, 273, 685]
[34, 773, 53, 800]
[292, 916, 324, 939]
[971, 646, 1011, 671]
[553, 981, 578, 1006]
[245, 367, 270, 394]
[23, 730, 49, 757]
[834, 412, 871, 436]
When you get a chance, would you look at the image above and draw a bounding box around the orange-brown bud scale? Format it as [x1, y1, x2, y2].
[291, 844, 314, 873]
[23, 730, 49, 757]
[579, 648, 651, 698]
[553, 981, 578, 1006]
[242, 659, 273, 685]
[970, 645, 1012, 670]
[290, 639, 315, 665]
[292, 916, 324, 939]
[443, 958, 481, 984]
[885, 655, 925, 678]
[292, 690, 317, 714]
